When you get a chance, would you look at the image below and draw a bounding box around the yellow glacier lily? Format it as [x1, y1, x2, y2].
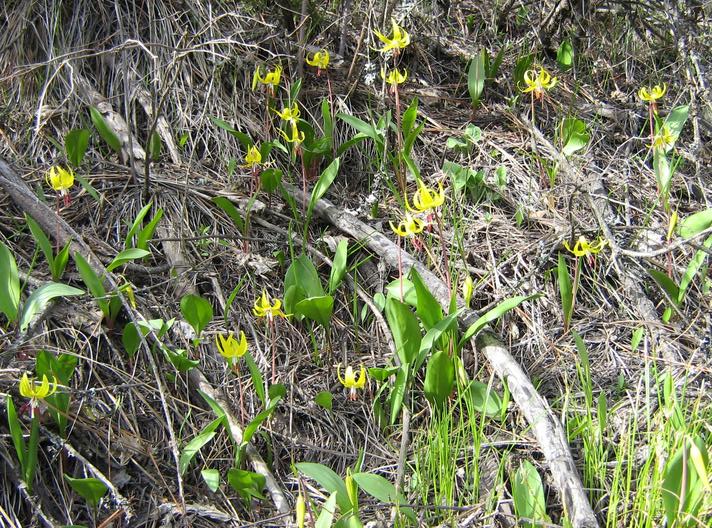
[652, 124, 675, 151]
[253, 65, 282, 91]
[274, 102, 301, 125]
[564, 235, 608, 257]
[216, 331, 248, 365]
[374, 19, 410, 53]
[253, 290, 287, 319]
[520, 67, 558, 98]
[390, 212, 425, 237]
[306, 49, 330, 71]
[242, 145, 262, 168]
[278, 122, 306, 145]
[408, 179, 445, 213]
[381, 67, 408, 87]
[638, 83, 666, 103]
[46, 165, 74, 195]
[337, 364, 367, 400]
[19, 373, 58, 407]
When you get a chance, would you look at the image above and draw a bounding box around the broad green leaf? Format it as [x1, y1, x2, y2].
[415, 314, 459, 372]
[653, 149, 671, 198]
[315, 391, 333, 411]
[307, 157, 341, 220]
[125, 202, 153, 248]
[63, 476, 108, 509]
[679, 208, 712, 238]
[260, 168, 283, 193]
[678, 235, 712, 302]
[561, 117, 589, 156]
[0, 241, 20, 322]
[25, 214, 54, 267]
[210, 117, 252, 149]
[557, 254, 573, 332]
[385, 298, 421, 365]
[122, 322, 143, 358]
[179, 431, 217, 475]
[410, 268, 442, 330]
[328, 239, 348, 294]
[180, 294, 213, 337]
[401, 98, 419, 136]
[556, 40, 574, 70]
[664, 105, 689, 147]
[286, 254, 324, 298]
[212, 196, 245, 232]
[106, 248, 150, 272]
[227, 468, 266, 502]
[389, 366, 408, 425]
[242, 395, 282, 445]
[459, 294, 539, 347]
[423, 350, 454, 408]
[336, 114, 379, 142]
[65, 129, 90, 167]
[73, 252, 109, 316]
[52, 241, 71, 281]
[352, 472, 416, 522]
[148, 131, 162, 161]
[164, 347, 199, 372]
[512, 460, 550, 526]
[89, 107, 122, 154]
[321, 98, 333, 141]
[296, 463, 352, 514]
[244, 352, 266, 406]
[295, 296, 334, 328]
[137, 208, 163, 251]
[631, 327, 645, 353]
[19, 282, 84, 332]
[7, 398, 25, 468]
[201, 468, 220, 492]
[385, 277, 417, 306]
[467, 50, 486, 107]
[662, 436, 707, 525]
[648, 269, 680, 306]
[462, 380, 503, 416]
[315, 492, 338, 528]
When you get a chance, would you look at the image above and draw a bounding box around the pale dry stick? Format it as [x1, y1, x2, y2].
[283, 183, 600, 528]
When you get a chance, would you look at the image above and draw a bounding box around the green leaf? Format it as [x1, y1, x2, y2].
[106, 248, 150, 272]
[19, 282, 84, 332]
[307, 157, 341, 221]
[286, 254, 324, 299]
[389, 366, 408, 425]
[201, 468, 220, 492]
[315, 391, 333, 411]
[385, 277, 417, 306]
[227, 468, 266, 502]
[164, 347, 199, 372]
[336, 114, 379, 142]
[352, 472, 416, 522]
[296, 462, 352, 514]
[73, 252, 109, 317]
[65, 129, 90, 167]
[410, 268, 443, 330]
[26, 214, 54, 266]
[122, 322, 143, 358]
[52, 241, 71, 281]
[423, 350, 454, 408]
[648, 269, 680, 306]
[180, 294, 213, 337]
[137, 208, 163, 251]
[385, 298, 421, 365]
[467, 50, 486, 108]
[243, 352, 266, 406]
[242, 395, 282, 445]
[561, 117, 589, 156]
[662, 436, 707, 525]
[512, 460, 550, 525]
[678, 235, 712, 302]
[459, 294, 539, 347]
[401, 98, 419, 137]
[63, 476, 108, 509]
[556, 40, 574, 70]
[558, 254, 573, 332]
[179, 431, 217, 475]
[653, 149, 672, 198]
[260, 168, 283, 193]
[89, 107, 122, 154]
[296, 295, 334, 328]
[664, 105, 689, 145]
[210, 117, 253, 149]
[125, 202, 153, 248]
[212, 196, 245, 232]
[315, 492, 338, 528]
[321, 98, 333, 141]
[7, 398, 26, 469]
[0, 241, 20, 322]
[328, 239, 348, 294]
[148, 131, 162, 161]
[462, 380, 502, 416]
[679, 208, 712, 239]
[415, 314, 459, 372]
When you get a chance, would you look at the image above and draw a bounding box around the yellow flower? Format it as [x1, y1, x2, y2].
[337, 364, 367, 400]
[278, 123, 306, 146]
[296, 494, 307, 528]
[253, 290, 287, 319]
[520, 67, 558, 98]
[216, 331, 248, 365]
[242, 145, 262, 168]
[638, 83, 667, 102]
[652, 124, 675, 151]
[374, 19, 410, 53]
[389, 212, 425, 237]
[381, 67, 408, 86]
[306, 49, 330, 70]
[46, 166, 74, 195]
[253, 65, 282, 91]
[275, 102, 301, 125]
[564, 236, 608, 257]
[462, 275, 474, 307]
[408, 179, 445, 213]
[19, 373, 58, 407]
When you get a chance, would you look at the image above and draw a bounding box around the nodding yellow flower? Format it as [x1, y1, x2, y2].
[374, 19, 410, 53]
[242, 145, 263, 168]
[520, 67, 558, 98]
[408, 179, 445, 213]
[564, 235, 608, 257]
[46, 166, 74, 195]
[278, 123, 306, 145]
[306, 49, 330, 71]
[381, 67, 408, 87]
[337, 364, 367, 400]
[652, 124, 675, 151]
[638, 83, 667, 102]
[462, 275, 474, 308]
[253, 290, 287, 319]
[389, 212, 425, 238]
[216, 331, 248, 365]
[253, 65, 282, 91]
[275, 103, 301, 125]
[19, 373, 58, 408]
